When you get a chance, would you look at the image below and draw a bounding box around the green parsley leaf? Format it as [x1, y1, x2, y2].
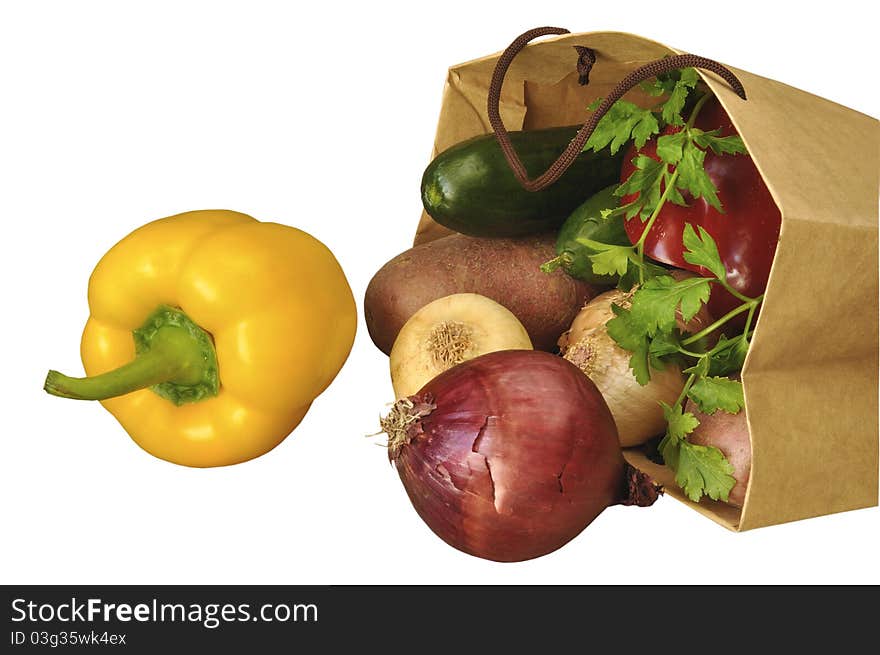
[676, 141, 722, 211]
[656, 130, 688, 165]
[627, 275, 711, 336]
[615, 154, 666, 196]
[708, 336, 750, 376]
[691, 128, 747, 155]
[664, 174, 688, 206]
[678, 68, 700, 87]
[607, 305, 655, 386]
[659, 398, 736, 503]
[615, 155, 666, 220]
[683, 355, 711, 378]
[660, 402, 700, 439]
[616, 264, 639, 292]
[688, 376, 745, 414]
[601, 200, 648, 222]
[672, 440, 736, 502]
[584, 100, 660, 154]
[623, 201, 643, 220]
[658, 431, 679, 467]
[606, 304, 641, 352]
[577, 239, 634, 277]
[682, 223, 726, 280]
[631, 113, 661, 150]
[641, 67, 695, 98]
[639, 78, 670, 97]
[660, 68, 699, 127]
[628, 338, 652, 386]
[663, 86, 690, 126]
[648, 330, 681, 360]
[608, 258, 715, 386]
[647, 331, 684, 372]
[616, 259, 668, 293]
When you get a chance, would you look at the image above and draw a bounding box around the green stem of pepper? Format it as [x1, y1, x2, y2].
[45, 332, 201, 400]
[44, 305, 219, 406]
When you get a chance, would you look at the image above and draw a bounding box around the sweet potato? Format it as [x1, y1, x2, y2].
[365, 233, 597, 354]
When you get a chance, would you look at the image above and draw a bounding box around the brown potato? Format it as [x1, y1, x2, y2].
[685, 396, 751, 508]
[365, 233, 597, 354]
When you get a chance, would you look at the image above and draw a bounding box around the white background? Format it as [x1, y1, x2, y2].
[1, 1, 877, 585]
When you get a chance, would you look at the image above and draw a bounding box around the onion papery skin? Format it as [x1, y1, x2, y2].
[388, 350, 624, 562]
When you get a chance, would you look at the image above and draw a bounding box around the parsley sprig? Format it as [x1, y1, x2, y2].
[580, 69, 762, 503]
[609, 226, 762, 502]
[583, 84, 746, 288]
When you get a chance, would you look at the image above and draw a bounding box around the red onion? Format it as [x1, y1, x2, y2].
[382, 350, 658, 562]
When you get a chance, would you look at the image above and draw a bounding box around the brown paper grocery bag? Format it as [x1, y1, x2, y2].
[414, 31, 879, 531]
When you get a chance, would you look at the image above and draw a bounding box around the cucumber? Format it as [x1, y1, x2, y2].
[421, 126, 624, 238]
[544, 185, 669, 287]
[546, 185, 628, 285]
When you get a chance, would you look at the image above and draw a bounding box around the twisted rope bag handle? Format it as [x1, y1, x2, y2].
[487, 27, 749, 192]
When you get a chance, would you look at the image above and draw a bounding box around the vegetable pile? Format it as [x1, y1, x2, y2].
[367, 64, 780, 561]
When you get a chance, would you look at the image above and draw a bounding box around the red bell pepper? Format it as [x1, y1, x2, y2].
[621, 97, 781, 323]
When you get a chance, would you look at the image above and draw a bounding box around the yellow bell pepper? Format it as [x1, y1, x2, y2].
[44, 210, 356, 467]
